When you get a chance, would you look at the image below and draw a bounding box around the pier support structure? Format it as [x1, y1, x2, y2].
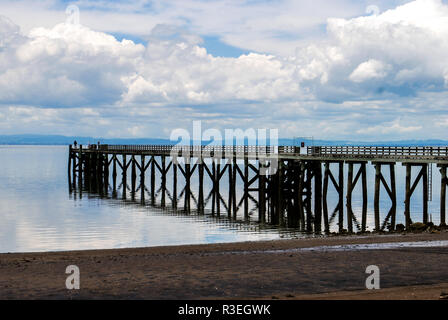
[68, 145, 448, 233]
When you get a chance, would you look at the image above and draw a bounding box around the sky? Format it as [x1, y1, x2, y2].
[0, 0, 447, 141]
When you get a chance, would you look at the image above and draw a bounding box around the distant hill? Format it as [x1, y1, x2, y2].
[0, 135, 172, 146]
[0, 134, 447, 146]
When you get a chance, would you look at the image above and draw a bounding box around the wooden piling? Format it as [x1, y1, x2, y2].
[216, 162, 221, 216]
[151, 156, 155, 204]
[112, 155, 117, 195]
[244, 157, 249, 220]
[161, 156, 166, 207]
[185, 158, 191, 212]
[140, 155, 145, 204]
[232, 157, 237, 218]
[314, 161, 322, 232]
[122, 154, 127, 199]
[198, 159, 204, 214]
[173, 157, 178, 209]
[422, 163, 428, 224]
[440, 165, 447, 226]
[361, 162, 368, 232]
[338, 162, 344, 232]
[78, 146, 83, 188]
[322, 162, 329, 232]
[374, 163, 381, 231]
[389, 163, 397, 230]
[228, 160, 233, 218]
[258, 160, 266, 223]
[278, 160, 284, 227]
[103, 153, 109, 193]
[131, 156, 136, 198]
[68, 145, 72, 176]
[405, 163, 412, 229]
[72, 147, 76, 187]
[346, 162, 354, 233]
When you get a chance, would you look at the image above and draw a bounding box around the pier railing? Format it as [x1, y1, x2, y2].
[72, 144, 448, 159]
[308, 146, 448, 158]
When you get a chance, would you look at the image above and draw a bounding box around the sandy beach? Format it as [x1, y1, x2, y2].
[1, 232, 448, 300]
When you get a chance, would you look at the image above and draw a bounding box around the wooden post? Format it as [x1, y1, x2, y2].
[161, 156, 166, 207]
[112, 155, 117, 195]
[338, 161, 344, 232]
[68, 144, 72, 177]
[122, 154, 127, 199]
[185, 158, 191, 212]
[244, 157, 249, 220]
[259, 160, 266, 223]
[422, 163, 428, 224]
[140, 155, 145, 204]
[361, 162, 368, 232]
[211, 160, 216, 215]
[346, 162, 354, 233]
[84, 152, 90, 190]
[72, 147, 77, 187]
[323, 162, 329, 232]
[78, 145, 83, 188]
[440, 165, 447, 226]
[91, 153, 97, 191]
[278, 160, 284, 226]
[405, 163, 412, 229]
[374, 163, 381, 232]
[232, 157, 237, 218]
[305, 164, 312, 232]
[103, 153, 109, 193]
[269, 163, 277, 224]
[173, 157, 178, 209]
[97, 153, 103, 194]
[314, 161, 322, 232]
[216, 161, 221, 216]
[290, 161, 300, 228]
[131, 155, 136, 198]
[198, 159, 204, 214]
[390, 163, 397, 230]
[228, 159, 233, 218]
[151, 156, 155, 204]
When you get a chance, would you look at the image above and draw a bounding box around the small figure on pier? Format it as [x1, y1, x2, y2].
[73, 140, 77, 147]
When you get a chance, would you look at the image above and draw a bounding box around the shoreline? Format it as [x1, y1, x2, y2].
[2, 230, 446, 256]
[1, 232, 448, 299]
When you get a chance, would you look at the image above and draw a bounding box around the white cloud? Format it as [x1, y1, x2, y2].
[349, 59, 390, 83]
[0, 0, 447, 140]
[356, 119, 422, 135]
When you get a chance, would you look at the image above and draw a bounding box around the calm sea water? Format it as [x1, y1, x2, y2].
[0, 145, 442, 253]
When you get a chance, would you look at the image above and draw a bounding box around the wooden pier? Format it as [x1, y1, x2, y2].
[68, 144, 448, 233]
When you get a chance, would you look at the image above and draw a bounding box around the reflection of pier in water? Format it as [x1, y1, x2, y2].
[68, 144, 448, 234]
[68, 186, 303, 237]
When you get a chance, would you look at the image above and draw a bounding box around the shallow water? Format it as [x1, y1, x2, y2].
[0, 146, 308, 253]
[0, 145, 442, 253]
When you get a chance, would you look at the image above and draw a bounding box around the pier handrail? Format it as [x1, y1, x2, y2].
[71, 144, 448, 159]
[308, 146, 448, 158]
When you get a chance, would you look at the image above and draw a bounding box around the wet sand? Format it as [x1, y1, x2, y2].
[1, 232, 448, 299]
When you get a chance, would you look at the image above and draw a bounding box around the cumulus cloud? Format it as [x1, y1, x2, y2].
[349, 59, 390, 83]
[0, 0, 447, 140]
[2, 0, 448, 107]
[356, 119, 422, 135]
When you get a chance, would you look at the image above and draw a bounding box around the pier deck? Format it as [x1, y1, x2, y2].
[69, 144, 448, 234]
